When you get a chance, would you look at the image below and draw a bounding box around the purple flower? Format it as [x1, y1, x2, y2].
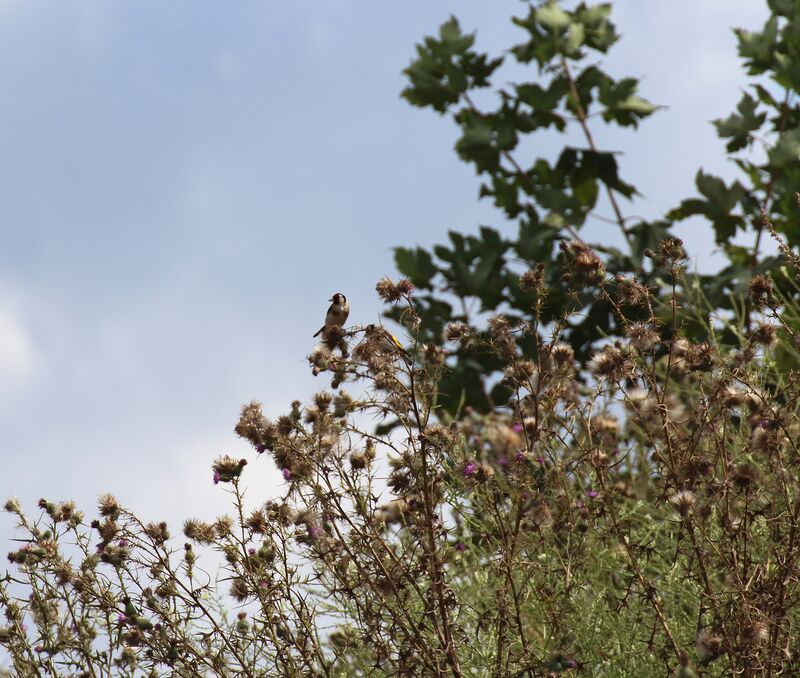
[248, 547, 256, 556]
[213, 470, 221, 485]
[255, 443, 266, 454]
[497, 455, 508, 467]
[455, 542, 466, 552]
[118, 539, 128, 548]
[282, 468, 292, 482]
[536, 455, 546, 464]
[587, 490, 599, 498]
[117, 613, 126, 624]
[463, 462, 478, 477]
[512, 423, 523, 433]
[515, 450, 526, 462]
[308, 526, 323, 539]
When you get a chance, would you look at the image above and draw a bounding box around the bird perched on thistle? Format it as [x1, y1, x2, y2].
[314, 293, 350, 338]
[365, 323, 411, 364]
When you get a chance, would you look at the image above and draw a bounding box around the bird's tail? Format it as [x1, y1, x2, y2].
[313, 326, 325, 338]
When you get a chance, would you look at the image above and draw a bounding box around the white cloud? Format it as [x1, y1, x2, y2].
[0, 310, 37, 386]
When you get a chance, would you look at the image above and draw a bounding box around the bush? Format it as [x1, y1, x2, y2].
[4, 242, 800, 675]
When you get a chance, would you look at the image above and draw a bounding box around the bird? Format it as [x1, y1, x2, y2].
[365, 323, 411, 364]
[313, 293, 350, 337]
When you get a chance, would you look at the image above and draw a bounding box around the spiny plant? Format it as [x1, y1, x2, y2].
[4, 234, 800, 675]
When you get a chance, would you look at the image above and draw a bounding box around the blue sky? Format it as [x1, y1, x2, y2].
[0, 1, 769, 531]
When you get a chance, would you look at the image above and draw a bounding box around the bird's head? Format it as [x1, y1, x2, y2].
[330, 293, 347, 305]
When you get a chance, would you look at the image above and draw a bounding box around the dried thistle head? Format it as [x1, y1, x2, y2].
[550, 342, 575, 368]
[559, 241, 605, 286]
[732, 462, 760, 493]
[503, 360, 537, 388]
[668, 490, 696, 517]
[695, 627, 722, 663]
[647, 237, 687, 272]
[376, 277, 404, 303]
[445, 321, 471, 342]
[625, 322, 659, 352]
[589, 343, 635, 382]
[211, 456, 248, 485]
[519, 265, 544, 293]
[183, 519, 216, 544]
[748, 274, 775, 309]
[97, 493, 120, 519]
[684, 341, 715, 372]
[749, 323, 778, 348]
[614, 274, 650, 306]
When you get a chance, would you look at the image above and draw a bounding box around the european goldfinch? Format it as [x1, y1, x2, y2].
[365, 324, 411, 363]
[313, 293, 350, 337]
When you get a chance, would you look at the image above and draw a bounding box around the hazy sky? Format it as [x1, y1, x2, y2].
[0, 2, 770, 535]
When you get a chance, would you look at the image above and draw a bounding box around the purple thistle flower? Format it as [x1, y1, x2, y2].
[118, 539, 128, 548]
[117, 613, 126, 624]
[463, 462, 478, 477]
[455, 542, 466, 552]
[512, 423, 523, 433]
[497, 455, 508, 467]
[255, 443, 266, 454]
[587, 490, 599, 498]
[308, 526, 323, 539]
[282, 468, 292, 482]
[213, 470, 221, 485]
[536, 455, 546, 464]
[515, 450, 526, 462]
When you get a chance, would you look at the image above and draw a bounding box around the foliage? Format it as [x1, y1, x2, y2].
[395, 0, 800, 416]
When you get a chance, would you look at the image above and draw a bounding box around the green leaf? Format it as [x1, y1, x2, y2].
[402, 17, 503, 113]
[574, 3, 618, 52]
[599, 77, 660, 127]
[735, 17, 779, 75]
[582, 150, 637, 199]
[667, 171, 747, 243]
[394, 247, 439, 288]
[537, 2, 571, 30]
[713, 93, 766, 152]
[769, 128, 800, 166]
[615, 95, 658, 116]
[455, 117, 499, 172]
[696, 171, 745, 211]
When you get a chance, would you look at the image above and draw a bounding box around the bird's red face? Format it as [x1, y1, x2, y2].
[330, 293, 346, 305]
